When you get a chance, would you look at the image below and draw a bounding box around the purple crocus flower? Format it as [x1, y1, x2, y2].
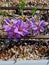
[14, 19, 29, 36]
[26, 18, 48, 35]
[32, 20, 48, 35]
[26, 18, 36, 29]
[3, 18, 30, 38]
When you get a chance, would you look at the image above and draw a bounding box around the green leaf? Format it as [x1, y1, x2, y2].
[6, 0, 9, 2]
[2, 11, 8, 17]
[32, 6, 37, 16]
[18, 0, 26, 11]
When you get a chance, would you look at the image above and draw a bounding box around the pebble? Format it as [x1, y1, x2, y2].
[0, 44, 49, 61]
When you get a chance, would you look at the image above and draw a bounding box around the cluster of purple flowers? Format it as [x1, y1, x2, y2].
[26, 18, 48, 35]
[3, 18, 48, 38]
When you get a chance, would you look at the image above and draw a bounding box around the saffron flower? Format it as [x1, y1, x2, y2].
[26, 18, 36, 29]
[3, 18, 48, 38]
[3, 18, 30, 38]
[26, 18, 48, 35]
[32, 20, 48, 35]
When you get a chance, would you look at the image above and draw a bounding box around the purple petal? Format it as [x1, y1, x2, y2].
[3, 25, 11, 31]
[13, 19, 18, 24]
[15, 19, 23, 28]
[8, 32, 13, 38]
[19, 19, 24, 27]
[14, 27, 18, 33]
[31, 17, 35, 23]
[22, 22, 30, 30]
[22, 29, 29, 35]
[40, 26, 44, 32]
[4, 18, 11, 25]
[26, 19, 35, 28]
[40, 20, 48, 27]
[10, 28, 14, 32]
[32, 25, 38, 30]
[14, 28, 24, 36]
[26, 18, 34, 26]
[14, 34, 21, 38]
[17, 31, 24, 36]
[33, 29, 38, 35]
